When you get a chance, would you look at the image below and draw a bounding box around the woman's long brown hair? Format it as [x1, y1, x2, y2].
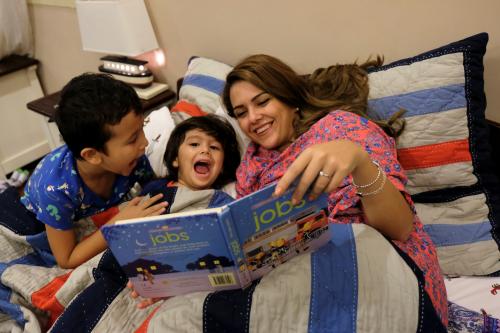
[222, 54, 405, 138]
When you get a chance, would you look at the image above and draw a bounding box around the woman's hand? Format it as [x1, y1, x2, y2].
[127, 281, 168, 309]
[274, 140, 369, 204]
[274, 139, 413, 241]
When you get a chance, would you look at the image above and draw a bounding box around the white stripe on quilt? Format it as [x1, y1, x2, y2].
[92, 288, 156, 333]
[405, 162, 476, 195]
[3, 264, 68, 300]
[352, 224, 419, 333]
[249, 252, 311, 333]
[397, 108, 468, 149]
[0, 315, 23, 332]
[55, 254, 101, 307]
[14, 299, 42, 333]
[415, 194, 489, 227]
[145, 291, 209, 333]
[435, 239, 500, 276]
[368, 52, 464, 99]
[0, 227, 34, 262]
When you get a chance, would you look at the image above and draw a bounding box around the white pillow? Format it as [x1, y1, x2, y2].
[144, 106, 176, 177]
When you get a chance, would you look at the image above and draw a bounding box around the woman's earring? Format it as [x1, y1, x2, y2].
[295, 107, 300, 113]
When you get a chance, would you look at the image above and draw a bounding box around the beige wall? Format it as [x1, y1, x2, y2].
[29, 0, 500, 122]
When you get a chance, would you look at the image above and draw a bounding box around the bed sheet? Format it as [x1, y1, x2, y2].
[446, 276, 500, 320]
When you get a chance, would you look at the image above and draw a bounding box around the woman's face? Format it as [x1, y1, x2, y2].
[229, 81, 296, 152]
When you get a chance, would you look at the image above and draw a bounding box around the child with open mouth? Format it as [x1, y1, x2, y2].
[128, 114, 241, 308]
[142, 114, 240, 199]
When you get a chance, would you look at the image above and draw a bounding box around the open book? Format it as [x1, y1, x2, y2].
[101, 183, 330, 298]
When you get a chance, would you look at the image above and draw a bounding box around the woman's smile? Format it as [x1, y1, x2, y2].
[230, 81, 297, 152]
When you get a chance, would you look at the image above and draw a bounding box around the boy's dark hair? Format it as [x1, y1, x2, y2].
[164, 115, 240, 189]
[55, 73, 143, 158]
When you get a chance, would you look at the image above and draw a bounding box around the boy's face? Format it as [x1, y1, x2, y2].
[100, 111, 148, 176]
[173, 129, 224, 190]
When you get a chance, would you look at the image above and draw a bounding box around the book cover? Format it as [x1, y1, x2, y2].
[102, 183, 329, 297]
[227, 183, 330, 280]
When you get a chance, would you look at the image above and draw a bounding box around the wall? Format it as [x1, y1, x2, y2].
[29, 0, 500, 122]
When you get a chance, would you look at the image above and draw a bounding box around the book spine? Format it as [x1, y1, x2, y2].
[219, 208, 252, 288]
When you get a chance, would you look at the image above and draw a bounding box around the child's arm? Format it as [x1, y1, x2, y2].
[46, 194, 168, 269]
[46, 225, 108, 269]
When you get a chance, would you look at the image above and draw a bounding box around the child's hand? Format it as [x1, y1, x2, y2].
[109, 194, 168, 224]
[127, 281, 168, 309]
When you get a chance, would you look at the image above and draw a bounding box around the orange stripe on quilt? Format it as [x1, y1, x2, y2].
[134, 304, 162, 333]
[171, 100, 207, 117]
[397, 139, 471, 170]
[91, 206, 120, 228]
[31, 271, 72, 329]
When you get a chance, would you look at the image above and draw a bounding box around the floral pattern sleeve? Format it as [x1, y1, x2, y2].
[315, 111, 411, 221]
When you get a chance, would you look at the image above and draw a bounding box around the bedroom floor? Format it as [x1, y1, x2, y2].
[1, 158, 40, 196]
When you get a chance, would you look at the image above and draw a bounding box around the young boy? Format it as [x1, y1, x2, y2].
[128, 115, 240, 308]
[21, 73, 167, 269]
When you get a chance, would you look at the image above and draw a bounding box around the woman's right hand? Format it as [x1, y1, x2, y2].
[107, 194, 168, 225]
[127, 281, 168, 309]
[274, 140, 369, 204]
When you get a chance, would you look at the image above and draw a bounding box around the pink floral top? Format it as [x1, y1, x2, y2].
[236, 110, 448, 325]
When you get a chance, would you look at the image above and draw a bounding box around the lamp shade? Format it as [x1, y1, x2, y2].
[75, 0, 159, 57]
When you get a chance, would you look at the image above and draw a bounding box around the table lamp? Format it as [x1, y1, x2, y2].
[75, 0, 159, 88]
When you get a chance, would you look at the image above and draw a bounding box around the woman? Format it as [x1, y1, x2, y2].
[222, 54, 448, 327]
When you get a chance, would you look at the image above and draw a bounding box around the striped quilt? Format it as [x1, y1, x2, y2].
[0, 185, 451, 333]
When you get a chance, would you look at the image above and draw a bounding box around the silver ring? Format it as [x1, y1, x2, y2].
[319, 170, 331, 178]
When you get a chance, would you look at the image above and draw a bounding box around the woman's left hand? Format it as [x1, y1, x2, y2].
[274, 140, 369, 204]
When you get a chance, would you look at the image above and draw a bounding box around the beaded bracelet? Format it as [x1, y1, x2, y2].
[353, 160, 387, 197]
[352, 160, 382, 188]
[356, 171, 387, 197]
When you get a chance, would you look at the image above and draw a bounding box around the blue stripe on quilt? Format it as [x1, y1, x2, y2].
[309, 224, 357, 333]
[26, 233, 51, 251]
[0, 298, 26, 327]
[368, 83, 465, 119]
[423, 221, 492, 246]
[183, 74, 226, 95]
[0, 253, 52, 328]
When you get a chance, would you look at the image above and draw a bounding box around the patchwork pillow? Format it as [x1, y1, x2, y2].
[367, 32, 500, 276]
[173, 33, 500, 276]
[172, 56, 250, 155]
[178, 56, 232, 115]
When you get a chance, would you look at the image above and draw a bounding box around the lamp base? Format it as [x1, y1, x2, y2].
[133, 82, 169, 100]
[98, 65, 153, 88]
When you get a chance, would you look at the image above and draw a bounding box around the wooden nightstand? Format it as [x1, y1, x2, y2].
[27, 88, 176, 149]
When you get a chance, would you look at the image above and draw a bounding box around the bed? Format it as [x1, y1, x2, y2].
[0, 33, 499, 333]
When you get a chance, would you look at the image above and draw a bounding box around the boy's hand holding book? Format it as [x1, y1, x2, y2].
[107, 193, 168, 225]
[127, 281, 167, 309]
